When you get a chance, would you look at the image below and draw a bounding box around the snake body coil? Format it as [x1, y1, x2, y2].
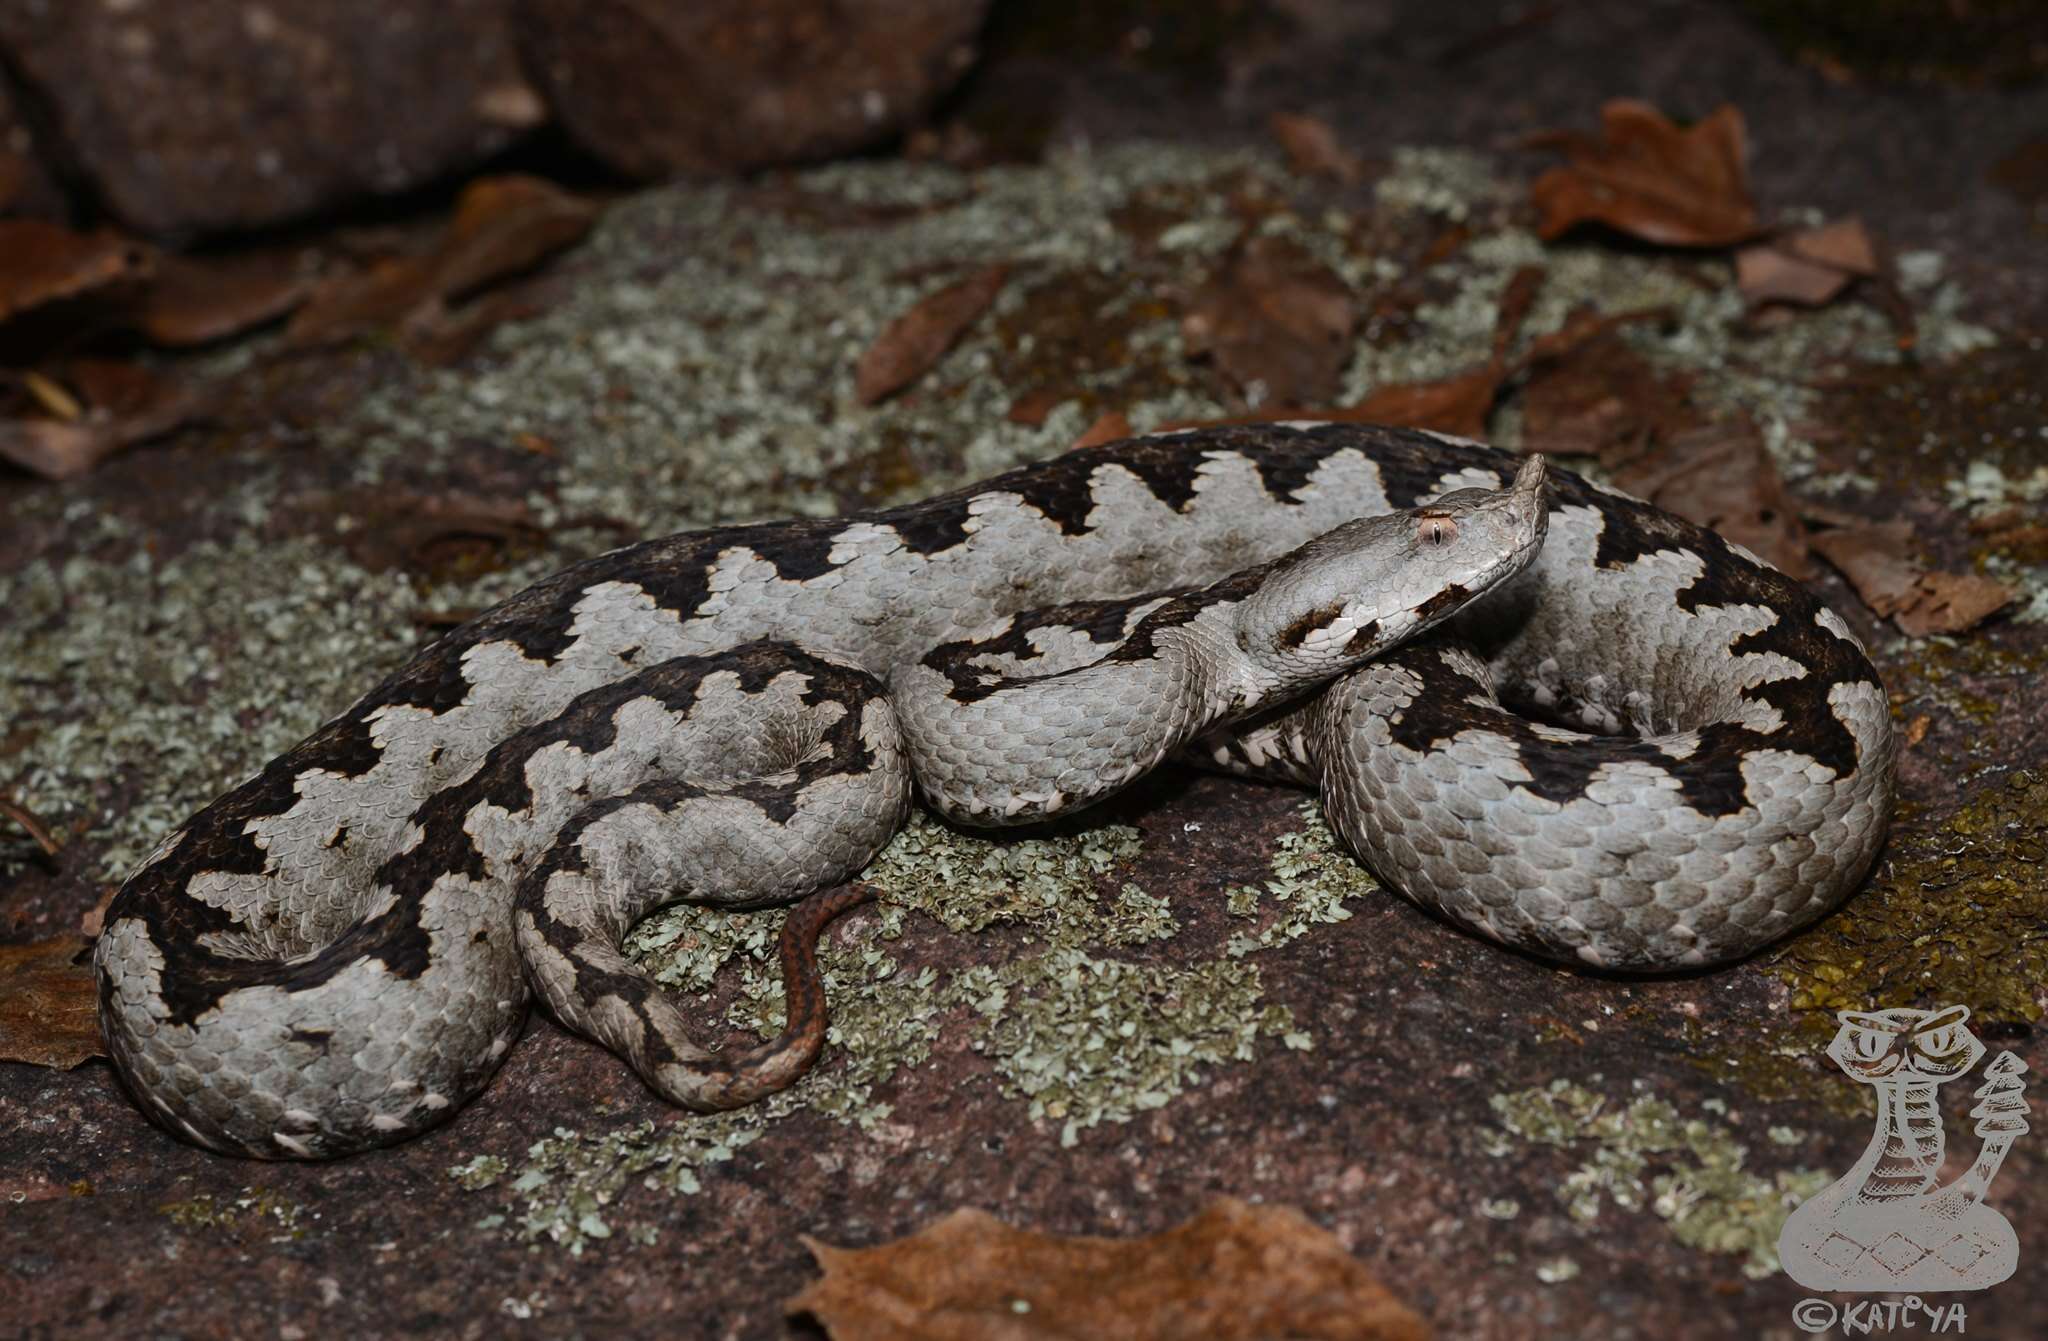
[96, 424, 1895, 1158]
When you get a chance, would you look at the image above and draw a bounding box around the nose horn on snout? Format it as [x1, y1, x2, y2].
[1511, 453, 1548, 497]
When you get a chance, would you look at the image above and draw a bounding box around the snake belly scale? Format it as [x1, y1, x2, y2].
[95, 423, 1896, 1158]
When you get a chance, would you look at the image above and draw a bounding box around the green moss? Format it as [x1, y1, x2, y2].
[1689, 770, 2048, 1113]
[1774, 768, 2048, 1026]
[1488, 1080, 1828, 1279]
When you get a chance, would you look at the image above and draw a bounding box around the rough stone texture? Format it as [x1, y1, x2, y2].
[3, 3, 2047, 1339]
[0, 0, 543, 239]
[516, 0, 989, 179]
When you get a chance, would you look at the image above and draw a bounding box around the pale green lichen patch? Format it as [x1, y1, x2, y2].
[157, 1185, 309, 1242]
[1, 527, 418, 881]
[1488, 1079, 1827, 1279]
[962, 949, 1296, 1147]
[336, 142, 1285, 542]
[460, 803, 1351, 1250]
[456, 1119, 762, 1255]
[1224, 802, 1380, 956]
[860, 810, 1144, 936]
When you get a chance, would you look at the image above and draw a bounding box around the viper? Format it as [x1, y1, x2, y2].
[95, 423, 1895, 1159]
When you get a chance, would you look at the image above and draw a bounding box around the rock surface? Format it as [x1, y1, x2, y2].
[516, 0, 989, 178]
[0, 0, 543, 238]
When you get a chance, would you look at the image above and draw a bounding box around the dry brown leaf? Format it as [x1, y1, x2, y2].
[1270, 112, 1363, 183]
[1182, 235, 1356, 410]
[1809, 521, 2016, 636]
[131, 248, 315, 346]
[788, 1198, 1430, 1341]
[1312, 269, 1542, 438]
[1736, 245, 1851, 307]
[309, 489, 546, 577]
[1518, 329, 1694, 464]
[1611, 419, 1812, 578]
[0, 221, 153, 323]
[855, 264, 1011, 405]
[1895, 572, 2015, 637]
[1781, 217, 1879, 275]
[1529, 100, 1759, 247]
[1736, 219, 1878, 308]
[1070, 410, 1132, 452]
[0, 359, 203, 480]
[1331, 366, 1502, 439]
[1491, 264, 1547, 362]
[427, 175, 600, 305]
[0, 936, 103, 1070]
[1005, 387, 1067, 428]
[78, 888, 117, 940]
[288, 174, 597, 348]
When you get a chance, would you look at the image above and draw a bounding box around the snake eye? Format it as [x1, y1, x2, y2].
[1419, 516, 1458, 548]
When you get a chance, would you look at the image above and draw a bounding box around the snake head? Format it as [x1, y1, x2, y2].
[1238, 454, 1550, 687]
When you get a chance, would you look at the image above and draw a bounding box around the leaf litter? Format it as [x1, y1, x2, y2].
[1528, 100, 1760, 247]
[789, 1198, 1430, 1341]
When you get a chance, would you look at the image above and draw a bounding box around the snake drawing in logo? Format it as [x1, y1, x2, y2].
[1779, 1005, 2031, 1292]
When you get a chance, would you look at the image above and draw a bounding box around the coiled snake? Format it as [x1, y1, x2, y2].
[95, 423, 1896, 1158]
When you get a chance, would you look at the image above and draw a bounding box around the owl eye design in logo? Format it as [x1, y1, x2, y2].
[1779, 1005, 2030, 1292]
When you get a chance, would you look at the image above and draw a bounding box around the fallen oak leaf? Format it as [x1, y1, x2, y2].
[288, 174, 598, 349]
[1491, 264, 1547, 363]
[1736, 218, 1880, 308]
[1529, 100, 1759, 247]
[1270, 111, 1363, 184]
[0, 220, 153, 323]
[130, 247, 315, 346]
[856, 263, 1011, 406]
[1808, 520, 2015, 636]
[788, 1198, 1431, 1341]
[1890, 571, 2015, 637]
[1610, 418, 1812, 578]
[1315, 266, 1546, 439]
[1517, 327, 1695, 464]
[0, 935, 103, 1070]
[1070, 410, 1132, 451]
[1005, 387, 1069, 428]
[307, 489, 547, 578]
[1327, 365, 1503, 439]
[1182, 234, 1356, 411]
[425, 174, 600, 306]
[1781, 217, 1879, 275]
[0, 359, 204, 480]
[78, 887, 117, 940]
